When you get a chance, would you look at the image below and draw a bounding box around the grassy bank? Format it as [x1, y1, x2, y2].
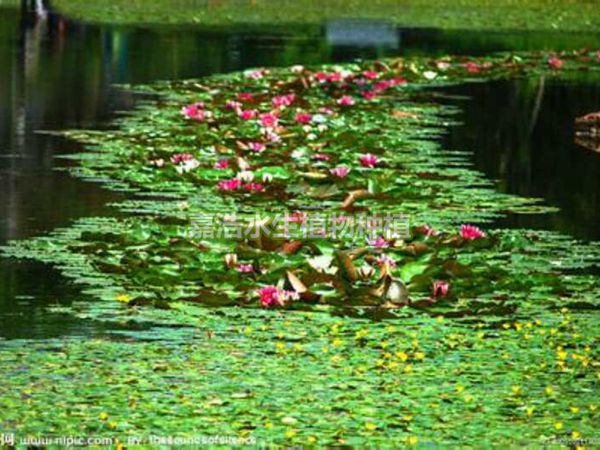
[51, 0, 600, 32]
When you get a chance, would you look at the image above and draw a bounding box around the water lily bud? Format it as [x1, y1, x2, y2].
[224, 254, 238, 268]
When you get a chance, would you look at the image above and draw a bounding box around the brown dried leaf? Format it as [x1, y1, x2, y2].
[335, 251, 358, 282]
[286, 271, 307, 294]
[402, 242, 429, 256]
[392, 110, 419, 119]
[281, 240, 304, 255]
[342, 189, 372, 210]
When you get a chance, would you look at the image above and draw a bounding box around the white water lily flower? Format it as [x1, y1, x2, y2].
[291, 149, 306, 160]
[175, 158, 200, 174]
[423, 71, 438, 80]
[236, 170, 255, 182]
[311, 114, 327, 124]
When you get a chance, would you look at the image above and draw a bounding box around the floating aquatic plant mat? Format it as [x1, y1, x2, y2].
[2, 50, 600, 446]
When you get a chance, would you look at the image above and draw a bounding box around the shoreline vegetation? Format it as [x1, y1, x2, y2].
[50, 0, 600, 32]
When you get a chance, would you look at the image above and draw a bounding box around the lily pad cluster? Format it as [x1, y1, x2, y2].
[27, 49, 598, 312]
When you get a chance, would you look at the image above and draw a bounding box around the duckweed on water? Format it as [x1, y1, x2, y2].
[1, 49, 600, 446]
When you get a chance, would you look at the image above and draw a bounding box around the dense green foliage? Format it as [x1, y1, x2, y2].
[52, 0, 600, 32]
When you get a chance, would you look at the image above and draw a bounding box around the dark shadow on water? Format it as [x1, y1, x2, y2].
[439, 76, 600, 241]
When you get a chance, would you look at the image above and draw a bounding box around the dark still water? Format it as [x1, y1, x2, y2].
[0, 3, 599, 338]
[442, 75, 600, 241]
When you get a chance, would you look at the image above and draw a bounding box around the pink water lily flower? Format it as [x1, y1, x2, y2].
[181, 103, 210, 121]
[272, 93, 295, 108]
[225, 100, 242, 110]
[170, 153, 195, 164]
[238, 92, 254, 102]
[390, 77, 408, 86]
[432, 280, 449, 298]
[259, 286, 284, 308]
[264, 130, 281, 143]
[260, 112, 279, 128]
[376, 254, 396, 268]
[337, 95, 355, 106]
[247, 142, 266, 153]
[418, 224, 439, 238]
[460, 224, 486, 240]
[463, 62, 482, 74]
[330, 166, 351, 178]
[236, 264, 254, 273]
[314, 71, 329, 83]
[373, 80, 391, 92]
[258, 286, 297, 308]
[217, 178, 242, 191]
[295, 112, 313, 124]
[312, 153, 331, 161]
[213, 159, 230, 169]
[319, 107, 334, 115]
[363, 70, 379, 80]
[246, 69, 266, 80]
[359, 153, 379, 168]
[239, 109, 258, 120]
[367, 236, 390, 248]
[362, 91, 376, 100]
[548, 56, 564, 69]
[243, 182, 265, 192]
[328, 72, 344, 82]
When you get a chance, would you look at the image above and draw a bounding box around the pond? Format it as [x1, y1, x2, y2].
[0, 2, 599, 338]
